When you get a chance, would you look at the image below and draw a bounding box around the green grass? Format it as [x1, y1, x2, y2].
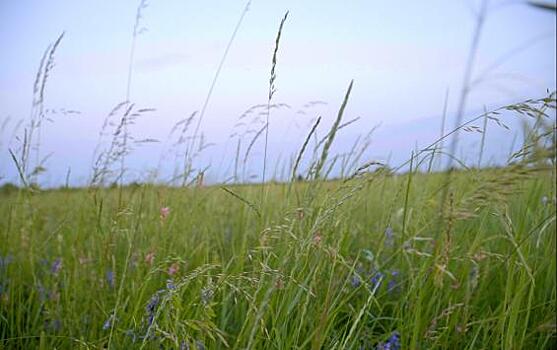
[0, 167, 555, 349]
[1, 3, 555, 348]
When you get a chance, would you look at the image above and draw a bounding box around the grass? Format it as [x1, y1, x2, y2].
[0, 165, 555, 349]
[1, 2, 556, 349]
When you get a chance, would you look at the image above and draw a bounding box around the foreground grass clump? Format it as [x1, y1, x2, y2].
[0, 168, 555, 349]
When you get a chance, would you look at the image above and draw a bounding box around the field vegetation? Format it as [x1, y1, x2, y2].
[0, 1, 556, 349]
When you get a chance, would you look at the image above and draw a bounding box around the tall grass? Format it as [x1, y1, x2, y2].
[0, 157, 555, 349]
[1, 89, 554, 349]
[0, 2, 556, 350]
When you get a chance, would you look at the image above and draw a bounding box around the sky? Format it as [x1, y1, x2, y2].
[0, 0, 555, 186]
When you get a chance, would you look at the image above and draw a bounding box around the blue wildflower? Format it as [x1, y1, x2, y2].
[376, 331, 401, 350]
[145, 290, 163, 328]
[387, 270, 399, 293]
[102, 314, 117, 330]
[106, 270, 115, 289]
[37, 283, 48, 302]
[166, 279, 176, 291]
[351, 275, 361, 288]
[384, 227, 394, 246]
[370, 271, 384, 290]
[51, 258, 62, 275]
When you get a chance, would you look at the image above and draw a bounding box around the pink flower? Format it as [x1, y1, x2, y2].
[145, 252, 155, 266]
[168, 262, 180, 276]
[313, 232, 322, 245]
[160, 207, 170, 220]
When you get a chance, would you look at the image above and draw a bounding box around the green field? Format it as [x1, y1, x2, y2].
[0, 5, 555, 347]
[0, 166, 555, 349]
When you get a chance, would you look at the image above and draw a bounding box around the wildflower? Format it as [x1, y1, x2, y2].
[370, 271, 384, 290]
[51, 258, 62, 275]
[160, 206, 170, 220]
[36, 282, 50, 302]
[350, 275, 361, 288]
[384, 227, 394, 246]
[376, 331, 401, 350]
[387, 270, 399, 293]
[106, 270, 115, 289]
[168, 262, 180, 276]
[145, 251, 155, 266]
[145, 290, 163, 327]
[313, 232, 322, 245]
[102, 314, 117, 330]
[166, 279, 176, 291]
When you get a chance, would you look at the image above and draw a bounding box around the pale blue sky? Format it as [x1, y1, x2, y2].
[0, 0, 555, 186]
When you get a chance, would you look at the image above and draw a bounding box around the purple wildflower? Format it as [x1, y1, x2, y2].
[387, 270, 399, 293]
[37, 283, 48, 302]
[51, 258, 62, 275]
[376, 331, 401, 350]
[370, 271, 384, 290]
[102, 314, 116, 330]
[145, 290, 163, 328]
[351, 275, 361, 288]
[106, 270, 115, 289]
[384, 227, 394, 246]
[166, 279, 176, 291]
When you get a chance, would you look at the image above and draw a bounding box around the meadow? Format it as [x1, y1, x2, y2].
[0, 143, 556, 349]
[1, 2, 556, 349]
